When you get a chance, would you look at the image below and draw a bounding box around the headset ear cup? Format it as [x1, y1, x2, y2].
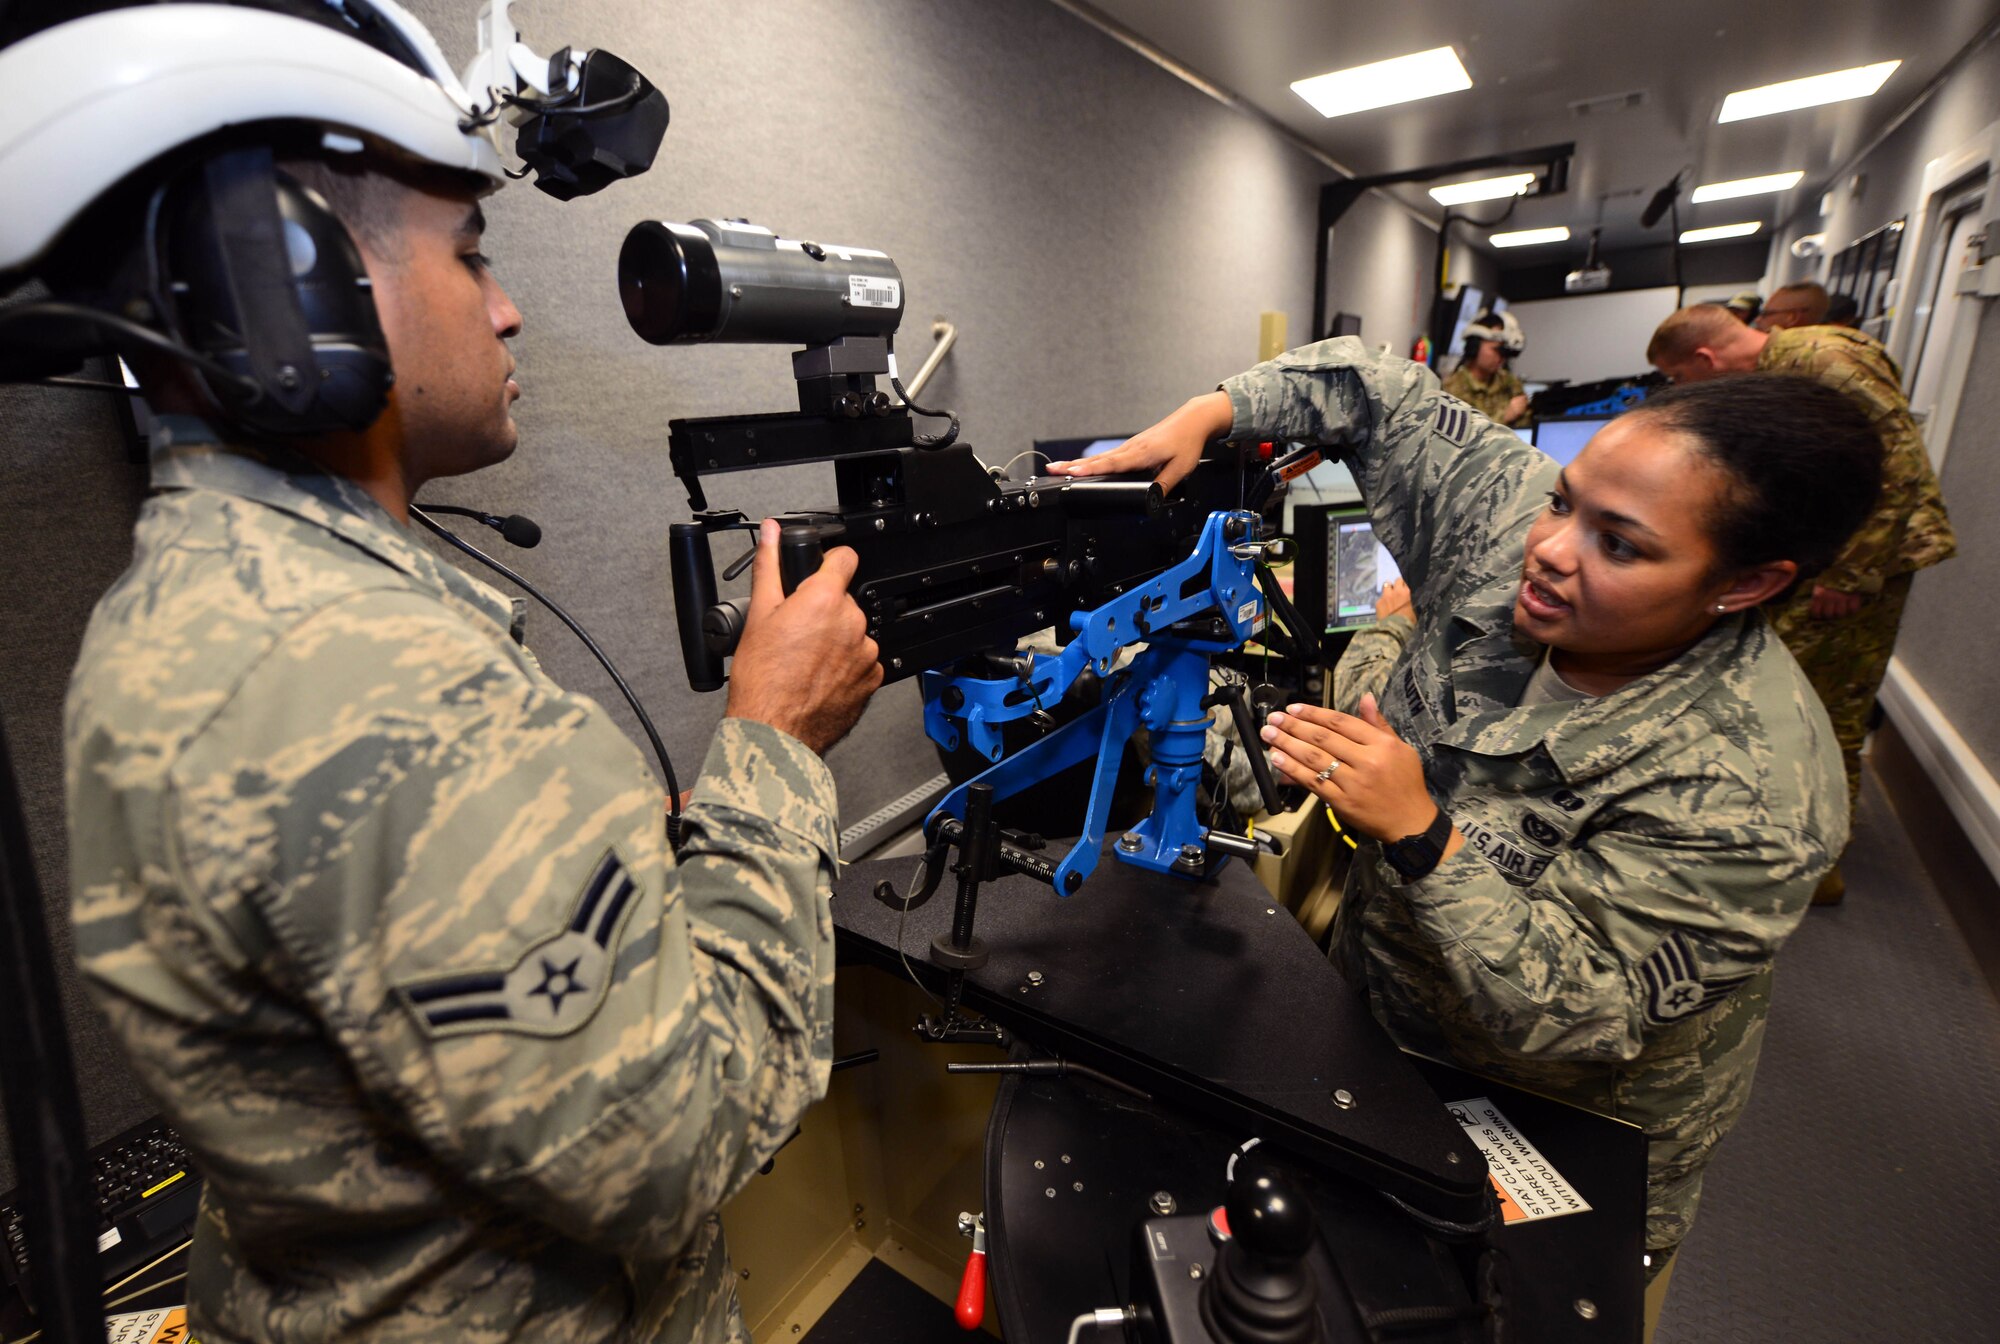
[274, 171, 394, 429]
[157, 150, 392, 436]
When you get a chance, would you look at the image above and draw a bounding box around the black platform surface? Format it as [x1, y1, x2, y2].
[833, 848, 1487, 1221]
[982, 1060, 1644, 1343]
[800, 1259, 964, 1344]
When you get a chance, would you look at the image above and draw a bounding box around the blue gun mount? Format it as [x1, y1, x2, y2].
[922, 508, 1287, 896]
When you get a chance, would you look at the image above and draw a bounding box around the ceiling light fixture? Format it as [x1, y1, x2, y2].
[1718, 62, 1899, 123]
[1292, 46, 1472, 118]
[1690, 171, 1805, 202]
[1679, 222, 1762, 243]
[1428, 172, 1537, 206]
[1489, 226, 1570, 248]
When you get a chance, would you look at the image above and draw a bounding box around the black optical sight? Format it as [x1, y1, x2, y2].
[619, 218, 905, 346]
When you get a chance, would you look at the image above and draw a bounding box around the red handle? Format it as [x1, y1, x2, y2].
[955, 1247, 986, 1330]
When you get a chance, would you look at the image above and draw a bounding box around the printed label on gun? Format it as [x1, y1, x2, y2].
[849, 275, 901, 308]
[1446, 1096, 1591, 1223]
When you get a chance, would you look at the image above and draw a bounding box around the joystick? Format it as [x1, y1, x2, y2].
[1198, 1155, 1324, 1344]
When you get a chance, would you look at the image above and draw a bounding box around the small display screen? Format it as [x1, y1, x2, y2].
[1534, 416, 1611, 467]
[1328, 515, 1403, 631]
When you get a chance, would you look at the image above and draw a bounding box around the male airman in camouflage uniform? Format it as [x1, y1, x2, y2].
[1106, 340, 1848, 1272]
[1650, 307, 1955, 897]
[63, 154, 881, 1344]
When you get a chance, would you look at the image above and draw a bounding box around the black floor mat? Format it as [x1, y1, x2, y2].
[801, 1259, 969, 1344]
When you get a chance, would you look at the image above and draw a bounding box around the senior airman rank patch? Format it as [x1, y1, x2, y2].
[395, 849, 639, 1038]
[1433, 398, 1475, 445]
[1640, 933, 1754, 1027]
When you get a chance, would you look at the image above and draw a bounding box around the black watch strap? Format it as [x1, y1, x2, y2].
[1383, 809, 1453, 881]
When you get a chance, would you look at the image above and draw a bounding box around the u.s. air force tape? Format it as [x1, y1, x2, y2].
[395, 849, 640, 1038]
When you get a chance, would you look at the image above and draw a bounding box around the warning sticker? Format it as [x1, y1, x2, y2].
[1447, 1096, 1591, 1224]
[106, 1306, 194, 1344]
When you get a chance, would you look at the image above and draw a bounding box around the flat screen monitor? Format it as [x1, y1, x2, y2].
[1292, 503, 1404, 634]
[1533, 416, 1611, 467]
[1514, 426, 1536, 444]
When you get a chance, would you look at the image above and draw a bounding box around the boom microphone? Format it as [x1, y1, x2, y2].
[417, 503, 542, 548]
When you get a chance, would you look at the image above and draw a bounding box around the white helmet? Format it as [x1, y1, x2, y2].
[0, 1, 665, 433]
[1462, 309, 1525, 359]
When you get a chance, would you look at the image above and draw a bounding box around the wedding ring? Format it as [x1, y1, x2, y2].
[1313, 761, 1340, 783]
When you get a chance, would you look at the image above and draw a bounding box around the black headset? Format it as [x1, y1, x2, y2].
[153, 141, 394, 436]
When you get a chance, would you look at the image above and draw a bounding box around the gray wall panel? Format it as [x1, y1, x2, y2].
[1894, 297, 2000, 765]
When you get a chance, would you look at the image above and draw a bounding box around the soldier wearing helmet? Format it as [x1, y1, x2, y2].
[1441, 308, 1530, 427]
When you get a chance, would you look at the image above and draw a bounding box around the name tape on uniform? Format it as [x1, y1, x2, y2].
[1447, 1096, 1591, 1224]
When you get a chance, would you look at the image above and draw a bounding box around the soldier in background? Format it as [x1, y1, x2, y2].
[1755, 281, 1832, 331]
[1722, 292, 1764, 325]
[1054, 339, 1884, 1331]
[1649, 304, 1955, 903]
[10, 4, 882, 1341]
[1441, 309, 1531, 426]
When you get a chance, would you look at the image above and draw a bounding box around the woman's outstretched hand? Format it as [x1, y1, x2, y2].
[1262, 694, 1463, 864]
[1042, 390, 1233, 495]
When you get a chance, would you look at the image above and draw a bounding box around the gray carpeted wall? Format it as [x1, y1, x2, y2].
[0, 0, 1466, 1188]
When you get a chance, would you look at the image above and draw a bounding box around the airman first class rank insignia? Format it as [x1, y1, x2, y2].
[1640, 932, 1754, 1027]
[396, 850, 639, 1038]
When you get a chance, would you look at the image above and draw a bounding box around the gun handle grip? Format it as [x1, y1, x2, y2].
[778, 525, 824, 595]
[669, 523, 728, 692]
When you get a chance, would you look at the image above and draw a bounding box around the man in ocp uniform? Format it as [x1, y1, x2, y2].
[1649, 304, 1956, 901]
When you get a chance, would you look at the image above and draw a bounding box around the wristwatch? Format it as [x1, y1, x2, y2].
[1382, 809, 1454, 881]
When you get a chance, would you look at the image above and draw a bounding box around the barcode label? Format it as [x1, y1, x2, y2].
[849, 275, 901, 309]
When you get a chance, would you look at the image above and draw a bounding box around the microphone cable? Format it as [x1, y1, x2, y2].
[411, 506, 685, 838]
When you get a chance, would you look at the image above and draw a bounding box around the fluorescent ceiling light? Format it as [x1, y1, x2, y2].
[1489, 226, 1570, 248]
[1679, 222, 1762, 244]
[1691, 171, 1805, 203]
[1292, 46, 1472, 118]
[1718, 61, 1900, 122]
[1429, 173, 1536, 206]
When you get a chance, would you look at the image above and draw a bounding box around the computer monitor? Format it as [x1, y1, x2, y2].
[1514, 426, 1536, 445]
[1292, 503, 1404, 634]
[1533, 416, 1611, 468]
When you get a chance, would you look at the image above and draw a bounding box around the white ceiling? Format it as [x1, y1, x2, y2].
[1074, 0, 2000, 256]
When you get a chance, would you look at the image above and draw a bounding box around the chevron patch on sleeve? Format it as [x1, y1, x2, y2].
[396, 849, 641, 1039]
[1639, 932, 1755, 1027]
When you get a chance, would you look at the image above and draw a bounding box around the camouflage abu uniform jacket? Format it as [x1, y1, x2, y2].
[1758, 325, 1955, 592]
[1439, 363, 1525, 425]
[65, 420, 838, 1343]
[1223, 341, 1845, 1255]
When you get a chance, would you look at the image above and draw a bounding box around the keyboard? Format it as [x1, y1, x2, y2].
[1, 1117, 203, 1316]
